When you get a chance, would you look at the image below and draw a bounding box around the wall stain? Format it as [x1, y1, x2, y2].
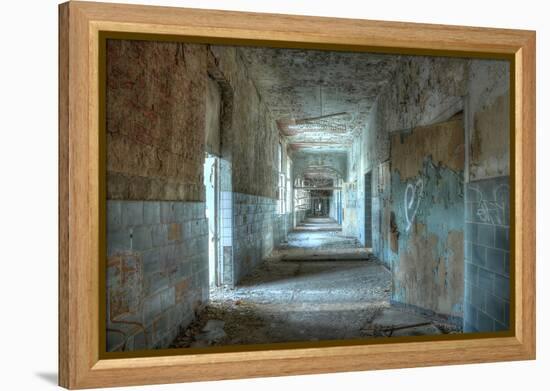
[470, 93, 510, 180]
[390, 118, 465, 319]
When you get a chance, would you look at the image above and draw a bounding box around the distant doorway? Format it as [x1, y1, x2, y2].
[364, 171, 373, 247]
[204, 155, 221, 287]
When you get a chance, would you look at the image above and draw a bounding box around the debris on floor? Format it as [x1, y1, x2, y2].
[171, 225, 457, 349]
[195, 319, 226, 343]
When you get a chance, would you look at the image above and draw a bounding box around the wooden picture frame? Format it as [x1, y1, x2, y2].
[59, 1, 536, 388]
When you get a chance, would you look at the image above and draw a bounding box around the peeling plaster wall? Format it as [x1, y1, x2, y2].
[357, 56, 468, 266]
[209, 46, 289, 283]
[210, 46, 280, 199]
[389, 118, 465, 322]
[464, 60, 510, 332]
[107, 40, 206, 202]
[106, 40, 210, 351]
[467, 61, 510, 180]
[354, 56, 509, 324]
[379, 56, 467, 134]
[360, 56, 467, 175]
[105, 41, 297, 347]
[205, 76, 222, 156]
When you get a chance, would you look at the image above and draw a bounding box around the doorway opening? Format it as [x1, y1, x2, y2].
[364, 171, 372, 248]
[204, 154, 221, 288]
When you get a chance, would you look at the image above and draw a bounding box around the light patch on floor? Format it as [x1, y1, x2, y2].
[292, 217, 343, 232]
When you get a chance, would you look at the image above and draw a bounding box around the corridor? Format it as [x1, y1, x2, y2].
[105, 39, 511, 352]
[171, 218, 447, 348]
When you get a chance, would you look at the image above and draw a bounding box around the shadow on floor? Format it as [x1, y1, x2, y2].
[236, 259, 381, 288]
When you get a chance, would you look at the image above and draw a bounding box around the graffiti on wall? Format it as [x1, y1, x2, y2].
[470, 183, 509, 225]
[404, 178, 424, 232]
[389, 114, 465, 318]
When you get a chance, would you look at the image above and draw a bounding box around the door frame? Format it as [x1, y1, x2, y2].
[204, 154, 221, 287]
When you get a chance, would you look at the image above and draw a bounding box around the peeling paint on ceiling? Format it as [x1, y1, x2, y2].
[236, 46, 399, 153]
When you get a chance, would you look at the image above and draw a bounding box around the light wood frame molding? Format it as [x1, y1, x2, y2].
[58, 1, 536, 388]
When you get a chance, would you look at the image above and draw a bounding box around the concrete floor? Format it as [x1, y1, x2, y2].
[171, 217, 455, 348]
[293, 216, 343, 232]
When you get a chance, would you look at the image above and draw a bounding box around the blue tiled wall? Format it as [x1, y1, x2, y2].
[463, 176, 511, 332]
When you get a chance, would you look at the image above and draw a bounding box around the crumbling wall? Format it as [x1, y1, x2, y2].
[467, 61, 510, 180]
[209, 46, 280, 198]
[463, 60, 510, 332]
[209, 46, 287, 283]
[356, 56, 468, 320]
[358, 55, 468, 265]
[360, 56, 467, 175]
[356, 55, 510, 326]
[106, 40, 209, 351]
[107, 40, 206, 201]
[389, 117, 465, 322]
[205, 76, 222, 156]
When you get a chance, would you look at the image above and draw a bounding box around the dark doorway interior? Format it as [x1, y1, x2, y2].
[364, 171, 372, 248]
